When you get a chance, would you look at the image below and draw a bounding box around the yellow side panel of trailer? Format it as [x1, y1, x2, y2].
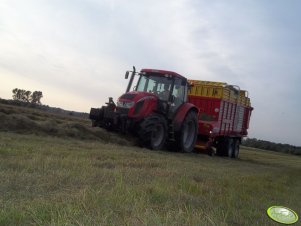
[238, 90, 251, 107]
[188, 80, 238, 102]
[188, 80, 252, 107]
[188, 80, 225, 99]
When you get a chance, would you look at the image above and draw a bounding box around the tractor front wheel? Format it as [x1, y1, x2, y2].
[138, 114, 167, 150]
[176, 111, 198, 153]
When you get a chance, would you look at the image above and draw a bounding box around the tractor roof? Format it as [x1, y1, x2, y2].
[141, 68, 187, 80]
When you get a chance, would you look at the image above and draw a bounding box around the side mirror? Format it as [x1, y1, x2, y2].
[125, 71, 129, 79]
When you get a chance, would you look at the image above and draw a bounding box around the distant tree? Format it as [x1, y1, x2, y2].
[12, 88, 18, 100]
[12, 88, 26, 101]
[12, 88, 43, 104]
[242, 138, 301, 155]
[31, 91, 43, 104]
[24, 90, 32, 102]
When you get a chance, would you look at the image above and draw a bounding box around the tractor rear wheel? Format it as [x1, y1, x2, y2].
[176, 111, 198, 153]
[138, 114, 167, 150]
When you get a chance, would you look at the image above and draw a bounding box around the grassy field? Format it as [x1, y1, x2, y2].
[0, 103, 301, 225]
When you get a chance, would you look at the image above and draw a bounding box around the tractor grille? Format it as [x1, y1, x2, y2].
[116, 107, 129, 115]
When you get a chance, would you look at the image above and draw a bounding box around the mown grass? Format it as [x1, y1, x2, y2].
[1, 133, 301, 226]
[0, 103, 133, 146]
[0, 103, 301, 225]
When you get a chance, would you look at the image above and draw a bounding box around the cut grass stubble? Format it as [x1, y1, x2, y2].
[1, 133, 301, 226]
[0, 103, 300, 225]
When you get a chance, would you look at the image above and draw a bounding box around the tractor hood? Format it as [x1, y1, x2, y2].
[116, 91, 158, 118]
[117, 91, 157, 103]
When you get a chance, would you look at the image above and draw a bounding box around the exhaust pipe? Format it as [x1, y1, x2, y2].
[126, 66, 136, 93]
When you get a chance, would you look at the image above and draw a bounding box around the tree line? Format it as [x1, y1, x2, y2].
[242, 138, 301, 156]
[12, 88, 43, 104]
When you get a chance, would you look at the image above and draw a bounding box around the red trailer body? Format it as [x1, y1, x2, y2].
[187, 80, 253, 156]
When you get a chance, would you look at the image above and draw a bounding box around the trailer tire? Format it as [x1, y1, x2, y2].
[232, 139, 240, 158]
[176, 111, 198, 153]
[92, 120, 98, 127]
[226, 138, 234, 158]
[138, 114, 167, 150]
[216, 138, 234, 157]
[216, 139, 224, 156]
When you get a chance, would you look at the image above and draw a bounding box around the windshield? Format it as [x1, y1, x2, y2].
[136, 73, 173, 101]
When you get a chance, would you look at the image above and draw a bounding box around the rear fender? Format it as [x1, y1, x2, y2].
[173, 103, 198, 131]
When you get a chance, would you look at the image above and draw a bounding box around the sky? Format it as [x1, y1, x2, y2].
[0, 0, 301, 146]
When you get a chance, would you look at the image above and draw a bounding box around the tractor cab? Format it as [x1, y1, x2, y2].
[122, 68, 189, 119]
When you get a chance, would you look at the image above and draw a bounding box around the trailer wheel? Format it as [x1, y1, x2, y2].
[232, 139, 240, 158]
[138, 114, 167, 150]
[216, 139, 225, 156]
[176, 111, 198, 153]
[226, 138, 234, 158]
[92, 120, 97, 127]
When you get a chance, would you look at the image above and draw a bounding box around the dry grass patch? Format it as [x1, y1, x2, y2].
[1, 132, 301, 225]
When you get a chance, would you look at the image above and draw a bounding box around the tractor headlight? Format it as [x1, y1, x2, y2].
[124, 102, 135, 108]
[117, 101, 135, 108]
[117, 101, 123, 107]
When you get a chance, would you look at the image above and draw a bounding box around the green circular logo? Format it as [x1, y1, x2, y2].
[267, 206, 299, 224]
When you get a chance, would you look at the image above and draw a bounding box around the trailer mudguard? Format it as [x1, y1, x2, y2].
[173, 103, 198, 132]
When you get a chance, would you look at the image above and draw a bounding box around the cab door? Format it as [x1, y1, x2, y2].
[168, 78, 187, 118]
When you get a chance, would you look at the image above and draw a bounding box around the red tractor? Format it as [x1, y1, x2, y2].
[89, 67, 199, 152]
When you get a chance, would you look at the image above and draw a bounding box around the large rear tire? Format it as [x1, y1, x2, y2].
[138, 114, 167, 150]
[176, 111, 198, 153]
